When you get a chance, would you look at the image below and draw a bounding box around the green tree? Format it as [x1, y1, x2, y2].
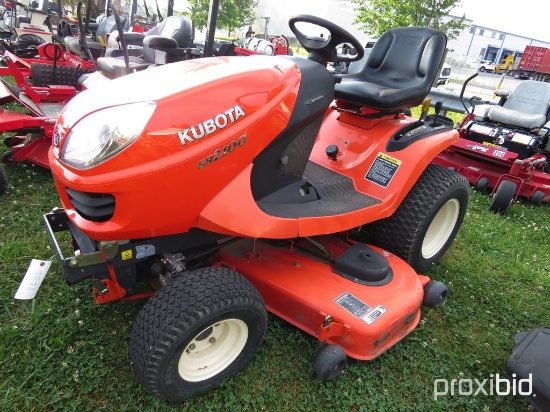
[352, 0, 467, 40]
[184, 0, 258, 36]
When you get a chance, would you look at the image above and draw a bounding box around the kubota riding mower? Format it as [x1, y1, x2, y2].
[41, 15, 470, 401]
[432, 73, 550, 213]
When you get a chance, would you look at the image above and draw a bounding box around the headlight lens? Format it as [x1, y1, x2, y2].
[60, 101, 157, 169]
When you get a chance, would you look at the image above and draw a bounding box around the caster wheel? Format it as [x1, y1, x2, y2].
[314, 344, 347, 381]
[474, 177, 489, 192]
[530, 191, 545, 205]
[1, 151, 17, 165]
[3, 136, 17, 148]
[423, 280, 448, 308]
[489, 180, 516, 214]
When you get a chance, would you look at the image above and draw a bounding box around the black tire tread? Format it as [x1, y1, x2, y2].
[367, 164, 469, 271]
[14, 34, 45, 49]
[423, 280, 448, 308]
[130, 266, 267, 401]
[314, 344, 347, 381]
[489, 180, 516, 214]
[1, 151, 16, 166]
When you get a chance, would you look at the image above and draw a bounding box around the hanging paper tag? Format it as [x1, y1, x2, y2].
[14, 259, 52, 300]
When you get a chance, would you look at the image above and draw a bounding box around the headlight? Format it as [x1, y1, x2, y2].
[60, 101, 157, 169]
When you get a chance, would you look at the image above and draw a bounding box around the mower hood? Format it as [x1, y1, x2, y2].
[58, 56, 299, 131]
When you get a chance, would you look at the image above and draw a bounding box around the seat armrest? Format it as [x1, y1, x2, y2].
[144, 35, 178, 50]
[117, 32, 146, 46]
[494, 89, 510, 97]
[144, 35, 199, 58]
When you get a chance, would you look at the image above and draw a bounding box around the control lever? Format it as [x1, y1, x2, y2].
[419, 98, 431, 121]
[430, 101, 443, 127]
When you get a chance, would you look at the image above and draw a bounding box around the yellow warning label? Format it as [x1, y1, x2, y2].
[377, 152, 402, 166]
[121, 250, 133, 260]
[365, 152, 402, 188]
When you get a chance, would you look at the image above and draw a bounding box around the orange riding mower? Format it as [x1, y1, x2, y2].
[41, 15, 469, 401]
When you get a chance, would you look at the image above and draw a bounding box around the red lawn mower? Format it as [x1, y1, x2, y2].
[42, 15, 470, 401]
[233, 35, 292, 56]
[0, 3, 194, 195]
[432, 73, 550, 213]
[0, 0, 119, 178]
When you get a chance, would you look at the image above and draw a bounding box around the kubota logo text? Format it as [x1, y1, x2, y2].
[178, 105, 246, 145]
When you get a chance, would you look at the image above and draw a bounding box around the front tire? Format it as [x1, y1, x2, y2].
[130, 267, 267, 401]
[366, 165, 470, 273]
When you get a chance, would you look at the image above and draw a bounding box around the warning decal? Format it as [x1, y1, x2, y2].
[334, 292, 372, 318]
[121, 250, 133, 260]
[362, 305, 387, 325]
[364, 152, 402, 188]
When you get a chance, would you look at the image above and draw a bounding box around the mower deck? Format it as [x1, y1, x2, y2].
[217, 237, 430, 360]
[433, 139, 550, 204]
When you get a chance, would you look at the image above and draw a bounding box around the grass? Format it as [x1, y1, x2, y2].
[0, 110, 549, 411]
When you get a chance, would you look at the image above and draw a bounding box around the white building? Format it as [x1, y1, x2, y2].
[247, 0, 550, 67]
[446, 17, 550, 68]
[176, 0, 550, 67]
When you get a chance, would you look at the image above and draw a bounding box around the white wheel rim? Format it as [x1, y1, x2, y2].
[422, 198, 460, 259]
[178, 319, 248, 382]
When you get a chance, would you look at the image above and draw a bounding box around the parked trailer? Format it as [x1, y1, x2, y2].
[515, 46, 550, 81]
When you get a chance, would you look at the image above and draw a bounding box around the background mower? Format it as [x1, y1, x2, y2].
[433, 73, 550, 213]
[0, 1, 194, 195]
[41, 15, 470, 401]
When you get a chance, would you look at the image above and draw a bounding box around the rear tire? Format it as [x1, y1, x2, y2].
[366, 164, 470, 273]
[14, 34, 45, 50]
[489, 180, 516, 214]
[130, 267, 267, 401]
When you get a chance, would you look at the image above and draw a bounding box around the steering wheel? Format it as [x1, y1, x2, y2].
[289, 14, 364, 65]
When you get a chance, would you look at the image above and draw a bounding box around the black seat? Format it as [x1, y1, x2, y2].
[64, 36, 104, 60]
[96, 15, 193, 79]
[334, 26, 447, 111]
[142, 15, 192, 64]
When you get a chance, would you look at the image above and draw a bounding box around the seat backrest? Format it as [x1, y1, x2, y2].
[143, 15, 192, 64]
[502, 80, 550, 116]
[334, 26, 447, 111]
[95, 15, 128, 46]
